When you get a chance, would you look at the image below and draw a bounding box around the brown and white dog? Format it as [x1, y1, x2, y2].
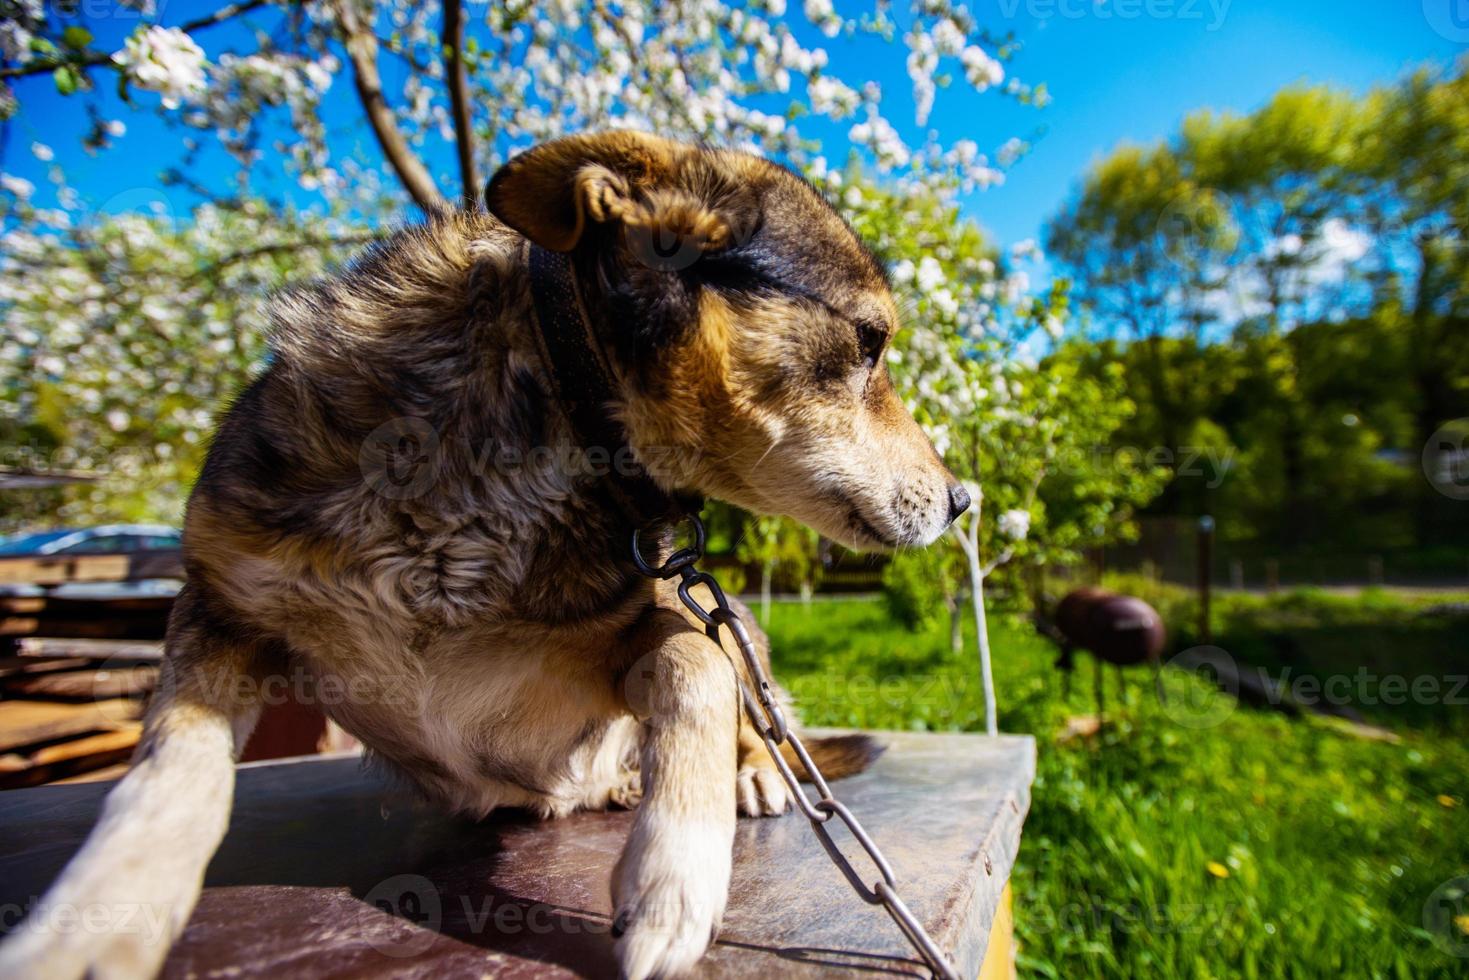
[0, 132, 969, 980]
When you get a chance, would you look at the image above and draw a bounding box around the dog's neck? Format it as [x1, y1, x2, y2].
[524, 244, 704, 543]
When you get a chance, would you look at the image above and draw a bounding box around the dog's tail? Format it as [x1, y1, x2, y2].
[780, 732, 885, 782]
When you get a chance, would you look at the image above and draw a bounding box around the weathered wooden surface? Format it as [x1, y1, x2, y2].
[0, 730, 1034, 978]
[12, 639, 165, 661]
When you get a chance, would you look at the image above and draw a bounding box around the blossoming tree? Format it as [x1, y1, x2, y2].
[2, 0, 1045, 525]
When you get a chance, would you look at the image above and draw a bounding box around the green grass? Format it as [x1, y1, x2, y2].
[760, 597, 1469, 979]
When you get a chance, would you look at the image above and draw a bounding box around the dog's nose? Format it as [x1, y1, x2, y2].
[946, 484, 971, 524]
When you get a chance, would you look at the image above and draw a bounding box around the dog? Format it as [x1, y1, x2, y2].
[0, 131, 970, 980]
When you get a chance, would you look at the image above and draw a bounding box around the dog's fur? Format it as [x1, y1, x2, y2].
[0, 132, 965, 980]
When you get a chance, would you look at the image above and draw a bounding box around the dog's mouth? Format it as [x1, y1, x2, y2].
[817, 490, 894, 550]
[845, 507, 892, 549]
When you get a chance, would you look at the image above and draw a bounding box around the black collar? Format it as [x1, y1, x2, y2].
[525, 243, 696, 538]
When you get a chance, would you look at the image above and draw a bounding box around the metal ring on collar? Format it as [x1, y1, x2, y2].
[630, 513, 707, 578]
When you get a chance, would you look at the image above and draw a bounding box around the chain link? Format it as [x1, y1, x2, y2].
[631, 516, 962, 980]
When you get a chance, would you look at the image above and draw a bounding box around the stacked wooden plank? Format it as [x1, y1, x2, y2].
[0, 641, 160, 788]
[1, 594, 175, 642]
[0, 549, 179, 788]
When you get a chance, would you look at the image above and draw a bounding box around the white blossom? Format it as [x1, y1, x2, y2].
[802, 0, 842, 37]
[916, 256, 945, 292]
[998, 509, 1032, 541]
[113, 26, 208, 109]
[808, 75, 860, 118]
[1010, 238, 1040, 261]
[961, 45, 1004, 90]
[1, 175, 35, 198]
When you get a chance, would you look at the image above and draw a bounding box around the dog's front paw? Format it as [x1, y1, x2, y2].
[736, 764, 790, 817]
[612, 877, 723, 980]
[612, 821, 730, 979]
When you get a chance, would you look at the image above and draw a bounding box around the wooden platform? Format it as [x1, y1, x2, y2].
[0, 730, 1034, 978]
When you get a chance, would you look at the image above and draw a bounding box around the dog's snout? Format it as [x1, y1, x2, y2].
[946, 483, 971, 525]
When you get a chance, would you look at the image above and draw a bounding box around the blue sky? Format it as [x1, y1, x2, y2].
[2, 1, 1463, 254]
[954, 0, 1463, 247]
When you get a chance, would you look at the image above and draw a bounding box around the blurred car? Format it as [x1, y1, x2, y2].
[0, 524, 183, 598]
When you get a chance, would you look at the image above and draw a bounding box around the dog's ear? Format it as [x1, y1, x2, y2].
[485, 132, 740, 256]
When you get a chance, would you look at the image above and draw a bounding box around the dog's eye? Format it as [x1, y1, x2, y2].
[855, 320, 886, 370]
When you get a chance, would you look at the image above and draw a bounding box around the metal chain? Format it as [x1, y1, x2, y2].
[632, 516, 961, 980]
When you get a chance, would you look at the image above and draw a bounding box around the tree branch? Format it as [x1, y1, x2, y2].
[378, 34, 434, 75]
[0, 0, 277, 80]
[334, 0, 447, 213]
[442, 0, 478, 209]
[184, 232, 385, 284]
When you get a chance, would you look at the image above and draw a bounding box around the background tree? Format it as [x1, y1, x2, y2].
[1046, 60, 1469, 570]
[0, 192, 372, 524]
[943, 342, 1167, 734]
[1364, 65, 1469, 546]
[1044, 144, 1232, 515]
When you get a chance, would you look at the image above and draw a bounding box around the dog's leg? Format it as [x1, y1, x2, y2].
[722, 596, 878, 814]
[735, 712, 791, 817]
[734, 696, 793, 822]
[674, 592, 790, 819]
[613, 610, 738, 980]
[0, 588, 271, 980]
